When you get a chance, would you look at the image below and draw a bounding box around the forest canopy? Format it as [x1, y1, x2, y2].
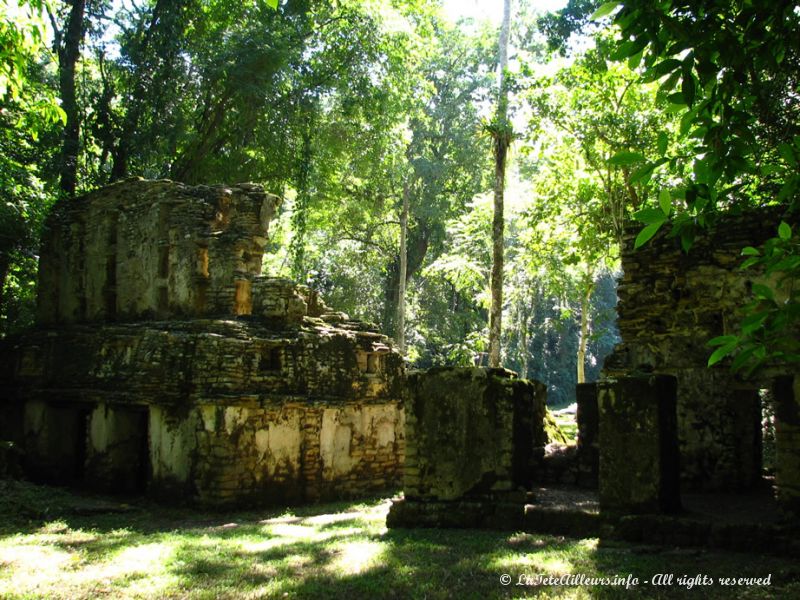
[1, 0, 797, 403]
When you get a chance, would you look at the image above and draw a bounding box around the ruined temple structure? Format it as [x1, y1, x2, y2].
[597, 205, 800, 515]
[0, 179, 405, 505]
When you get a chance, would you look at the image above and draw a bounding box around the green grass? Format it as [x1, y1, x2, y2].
[552, 412, 578, 445]
[1, 480, 799, 599]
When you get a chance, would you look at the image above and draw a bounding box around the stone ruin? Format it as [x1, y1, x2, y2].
[388, 367, 547, 529]
[388, 205, 799, 553]
[0, 179, 405, 505]
[595, 205, 800, 515]
[3, 176, 797, 548]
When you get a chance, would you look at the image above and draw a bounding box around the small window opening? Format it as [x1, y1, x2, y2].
[259, 347, 282, 372]
[158, 245, 170, 278]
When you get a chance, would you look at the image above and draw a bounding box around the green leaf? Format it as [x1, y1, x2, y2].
[681, 74, 696, 107]
[779, 143, 797, 166]
[778, 221, 792, 240]
[643, 59, 682, 82]
[658, 189, 671, 216]
[777, 178, 798, 202]
[731, 347, 758, 373]
[708, 335, 738, 347]
[657, 131, 668, 155]
[611, 39, 647, 61]
[741, 311, 769, 335]
[751, 283, 775, 301]
[679, 107, 697, 135]
[708, 342, 738, 366]
[741, 246, 761, 256]
[633, 207, 667, 225]
[590, 1, 619, 21]
[740, 257, 760, 270]
[634, 222, 663, 249]
[628, 49, 644, 70]
[609, 151, 645, 166]
[629, 163, 655, 185]
[681, 230, 694, 252]
[265, 0, 279, 8]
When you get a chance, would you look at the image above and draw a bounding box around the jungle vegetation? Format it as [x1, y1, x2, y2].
[2, 0, 797, 403]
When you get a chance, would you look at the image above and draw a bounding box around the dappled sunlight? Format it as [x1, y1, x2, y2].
[261, 521, 364, 543]
[0, 544, 75, 593]
[490, 540, 586, 578]
[72, 541, 178, 598]
[259, 514, 302, 525]
[2, 486, 798, 599]
[263, 522, 326, 540]
[326, 539, 387, 576]
[285, 552, 315, 570]
[578, 539, 598, 551]
[304, 511, 361, 526]
[0, 527, 179, 599]
[238, 537, 290, 554]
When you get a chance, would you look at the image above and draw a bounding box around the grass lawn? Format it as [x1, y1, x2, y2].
[552, 413, 577, 445]
[1, 480, 798, 599]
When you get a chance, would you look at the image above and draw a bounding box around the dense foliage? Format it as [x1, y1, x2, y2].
[3, 0, 793, 399]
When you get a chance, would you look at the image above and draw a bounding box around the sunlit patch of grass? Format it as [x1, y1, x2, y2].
[1, 483, 799, 599]
[554, 413, 578, 444]
[326, 539, 387, 575]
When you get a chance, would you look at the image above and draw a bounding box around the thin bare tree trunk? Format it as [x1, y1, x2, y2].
[577, 272, 595, 384]
[488, 0, 512, 368]
[519, 308, 529, 378]
[396, 179, 409, 354]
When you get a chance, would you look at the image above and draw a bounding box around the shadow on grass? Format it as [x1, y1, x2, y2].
[2, 482, 800, 599]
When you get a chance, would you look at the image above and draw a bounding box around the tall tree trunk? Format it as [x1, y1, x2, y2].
[576, 272, 595, 384]
[382, 221, 428, 338]
[488, 0, 512, 368]
[55, 0, 86, 197]
[519, 307, 529, 379]
[290, 118, 313, 281]
[396, 179, 409, 354]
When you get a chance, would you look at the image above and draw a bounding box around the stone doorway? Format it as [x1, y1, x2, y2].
[42, 404, 91, 484]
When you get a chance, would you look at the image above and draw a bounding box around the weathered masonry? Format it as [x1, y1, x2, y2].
[602, 205, 800, 511]
[388, 367, 547, 529]
[0, 179, 405, 505]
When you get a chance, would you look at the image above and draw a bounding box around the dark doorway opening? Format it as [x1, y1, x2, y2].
[46, 404, 90, 484]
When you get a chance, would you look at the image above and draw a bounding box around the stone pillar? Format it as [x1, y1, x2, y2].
[774, 375, 800, 516]
[402, 367, 545, 501]
[388, 367, 546, 529]
[576, 382, 599, 486]
[598, 375, 681, 514]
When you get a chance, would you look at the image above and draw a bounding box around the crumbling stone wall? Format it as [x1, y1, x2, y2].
[607, 206, 797, 490]
[1, 179, 405, 505]
[37, 178, 279, 324]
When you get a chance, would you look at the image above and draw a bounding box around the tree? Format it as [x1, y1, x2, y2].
[597, 0, 800, 372]
[1, 1, 64, 335]
[48, 0, 89, 196]
[487, 0, 512, 368]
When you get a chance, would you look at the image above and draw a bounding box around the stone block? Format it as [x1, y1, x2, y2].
[403, 367, 546, 501]
[598, 375, 681, 514]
